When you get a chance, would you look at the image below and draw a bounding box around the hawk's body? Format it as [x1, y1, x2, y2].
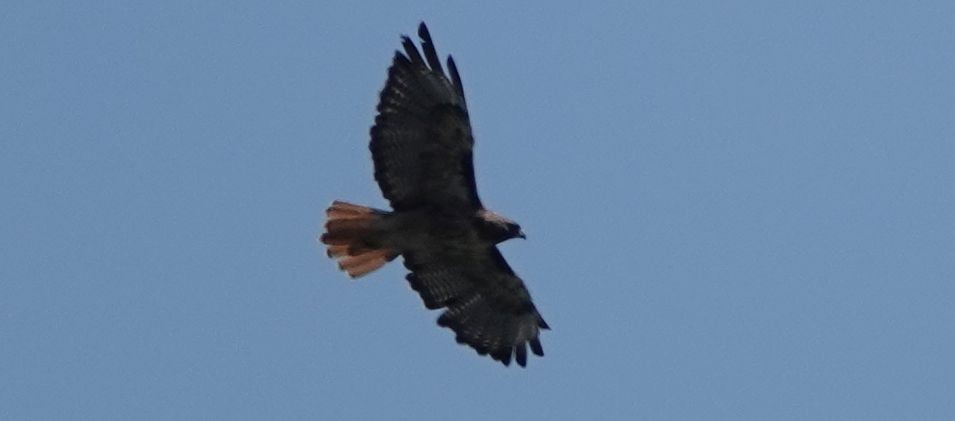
[320, 23, 548, 367]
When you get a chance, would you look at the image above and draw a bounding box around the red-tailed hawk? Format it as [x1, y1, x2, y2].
[320, 23, 549, 367]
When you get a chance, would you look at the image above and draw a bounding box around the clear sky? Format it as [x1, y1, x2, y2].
[3, 1, 954, 419]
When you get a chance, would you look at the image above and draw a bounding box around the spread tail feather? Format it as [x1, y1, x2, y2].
[319, 200, 397, 278]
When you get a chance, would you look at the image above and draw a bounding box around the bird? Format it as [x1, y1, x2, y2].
[319, 22, 549, 367]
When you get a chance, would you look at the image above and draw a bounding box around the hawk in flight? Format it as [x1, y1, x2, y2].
[320, 23, 548, 367]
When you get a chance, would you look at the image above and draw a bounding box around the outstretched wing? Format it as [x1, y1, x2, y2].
[370, 22, 482, 212]
[403, 244, 549, 367]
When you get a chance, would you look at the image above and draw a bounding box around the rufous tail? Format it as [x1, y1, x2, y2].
[319, 200, 398, 278]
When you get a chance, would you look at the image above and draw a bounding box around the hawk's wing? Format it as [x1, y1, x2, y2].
[404, 244, 549, 367]
[370, 23, 482, 212]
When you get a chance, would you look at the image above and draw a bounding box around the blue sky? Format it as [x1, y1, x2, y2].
[3, 1, 954, 419]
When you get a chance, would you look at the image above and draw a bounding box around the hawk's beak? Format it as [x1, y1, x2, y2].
[518, 230, 527, 239]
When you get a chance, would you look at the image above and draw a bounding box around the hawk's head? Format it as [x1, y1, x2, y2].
[477, 209, 525, 244]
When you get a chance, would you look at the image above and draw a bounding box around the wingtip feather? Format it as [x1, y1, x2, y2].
[530, 338, 544, 357]
[400, 36, 424, 66]
[515, 343, 528, 367]
[417, 22, 430, 40]
[416, 22, 444, 75]
[447, 56, 465, 98]
[539, 317, 551, 330]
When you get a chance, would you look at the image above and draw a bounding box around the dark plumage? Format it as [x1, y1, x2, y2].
[320, 23, 548, 367]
